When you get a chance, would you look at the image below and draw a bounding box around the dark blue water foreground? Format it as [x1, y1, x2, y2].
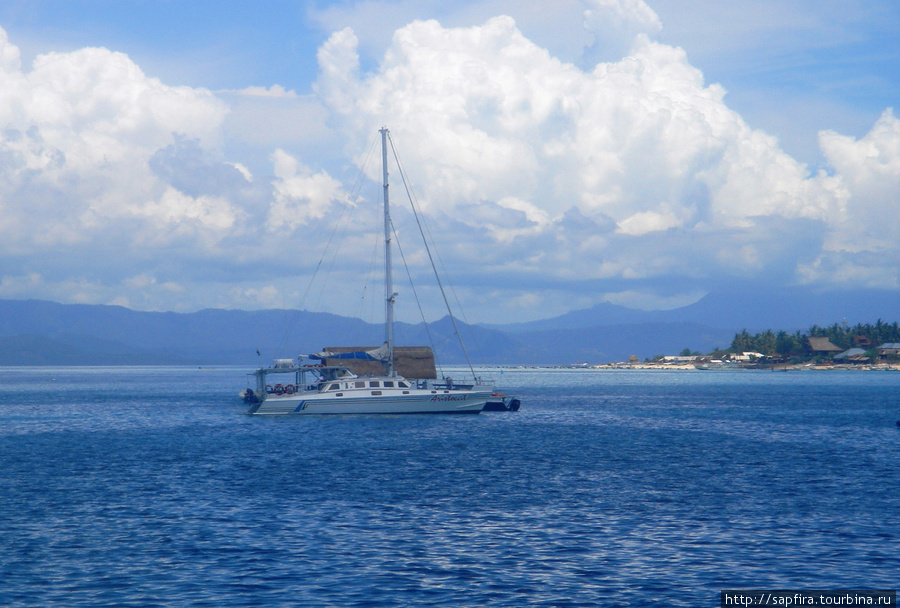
[1, 366, 898, 607]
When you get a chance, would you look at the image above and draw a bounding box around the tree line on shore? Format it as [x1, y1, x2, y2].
[725, 320, 900, 359]
[669, 320, 900, 361]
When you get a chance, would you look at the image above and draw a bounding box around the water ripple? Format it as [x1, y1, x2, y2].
[0, 367, 898, 606]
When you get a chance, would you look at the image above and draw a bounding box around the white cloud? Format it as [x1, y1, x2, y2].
[24, 47, 225, 167]
[790, 108, 900, 289]
[228, 162, 253, 182]
[0, 29, 231, 252]
[616, 207, 683, 236]
[309, 5, 899, 318]
[0, 272, 43, 297]
[819, 108, 900, 251]
[0, 3, 897, 321]
[582, 0, 663, 63]
[0, 26, 266, 310]
[231, 84, 297, 98]
[220, 91, 334, 155]
[230, 284, 283, 309]
[134, 187, 239, 232]
[0, 26, 20, 72]
[603, 289, 705, 311]
[267, 149, 351, 230]
[319, 17, 824, 255]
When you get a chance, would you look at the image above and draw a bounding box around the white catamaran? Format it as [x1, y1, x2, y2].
[244, 128, 493, 415]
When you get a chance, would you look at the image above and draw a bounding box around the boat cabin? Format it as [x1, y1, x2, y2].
[322, 379, 412, 392]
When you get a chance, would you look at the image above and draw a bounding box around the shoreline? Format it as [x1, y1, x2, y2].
[490, 363, 900, 372]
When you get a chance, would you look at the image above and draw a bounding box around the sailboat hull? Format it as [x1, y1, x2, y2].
[249, 388, 491, 415]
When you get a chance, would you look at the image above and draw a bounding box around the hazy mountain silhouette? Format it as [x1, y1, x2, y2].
[498, 287, 899, 334]
[0, 288, 896, 365]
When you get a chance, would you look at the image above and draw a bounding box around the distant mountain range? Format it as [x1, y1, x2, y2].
[0, 288, 897, 366]
[492, 287, 900, 334]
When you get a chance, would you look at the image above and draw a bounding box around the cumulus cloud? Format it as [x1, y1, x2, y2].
[0, 23, 364, 314]
[582, 0, 663, 64]
[0, 1, 897, 321]
[0, 31, 228, 226]
[805, 108, 900, 288]
[0, 26, 257, 309]
[313, 5, 897, 315]
[819, 109, 900, 250]
[267, 149, 350, 231]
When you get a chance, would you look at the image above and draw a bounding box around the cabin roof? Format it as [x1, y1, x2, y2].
[808, 337, 842, 352]
[320, 346, 437, 379]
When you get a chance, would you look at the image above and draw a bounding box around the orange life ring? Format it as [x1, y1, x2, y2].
[274, 384, 285, 395]
[284, 384, 295, 395]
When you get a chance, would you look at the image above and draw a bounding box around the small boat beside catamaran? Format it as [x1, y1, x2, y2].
[241, 127, 513, 415]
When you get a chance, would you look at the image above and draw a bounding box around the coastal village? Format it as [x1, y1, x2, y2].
[567, 332, 900, 371]
[596, 340, 900, 371]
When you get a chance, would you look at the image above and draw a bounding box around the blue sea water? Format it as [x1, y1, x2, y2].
[0, 366, 898, 607]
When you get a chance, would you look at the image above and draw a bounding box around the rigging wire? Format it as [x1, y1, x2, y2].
[386, 131, 481, 380]
[391, 220, 445, 379]
[271, 135, 380, 358]
[412, 199, 484, 360]
[301, 138, 378, 312]
[350, 220, 384, 327]
[395, 171, 485, 366]
[386, 157, 482, 356]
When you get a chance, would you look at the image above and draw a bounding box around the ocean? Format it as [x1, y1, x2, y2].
[1, 366, 898, 607]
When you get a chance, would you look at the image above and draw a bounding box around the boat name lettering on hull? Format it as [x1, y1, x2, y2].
[430, 395, 471, 402]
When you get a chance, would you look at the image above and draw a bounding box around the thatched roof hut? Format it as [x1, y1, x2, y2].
[320, 346, 437, 379]
[808, 337, 842, 353]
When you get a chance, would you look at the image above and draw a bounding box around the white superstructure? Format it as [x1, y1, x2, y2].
[246, 363, 490, 415]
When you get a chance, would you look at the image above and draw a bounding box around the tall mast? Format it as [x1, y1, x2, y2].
[380, 127, 396, 377]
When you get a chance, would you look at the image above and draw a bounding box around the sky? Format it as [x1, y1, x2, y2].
[0, 0, 897, 324]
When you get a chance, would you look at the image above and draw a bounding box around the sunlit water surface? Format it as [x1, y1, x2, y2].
[1, 366, 898, 606]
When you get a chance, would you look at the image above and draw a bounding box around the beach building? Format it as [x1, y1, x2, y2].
[808, 337, 842, 355]
[834, 348, 868, 363]
[877, 343, 900, 357]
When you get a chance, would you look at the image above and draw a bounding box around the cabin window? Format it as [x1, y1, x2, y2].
[383, 381, 394, 388]
[327, 384, 340, 391]
[370, 381, 380, 388]
[355, 381, 366, 388]
[398, 381, 410, 388]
